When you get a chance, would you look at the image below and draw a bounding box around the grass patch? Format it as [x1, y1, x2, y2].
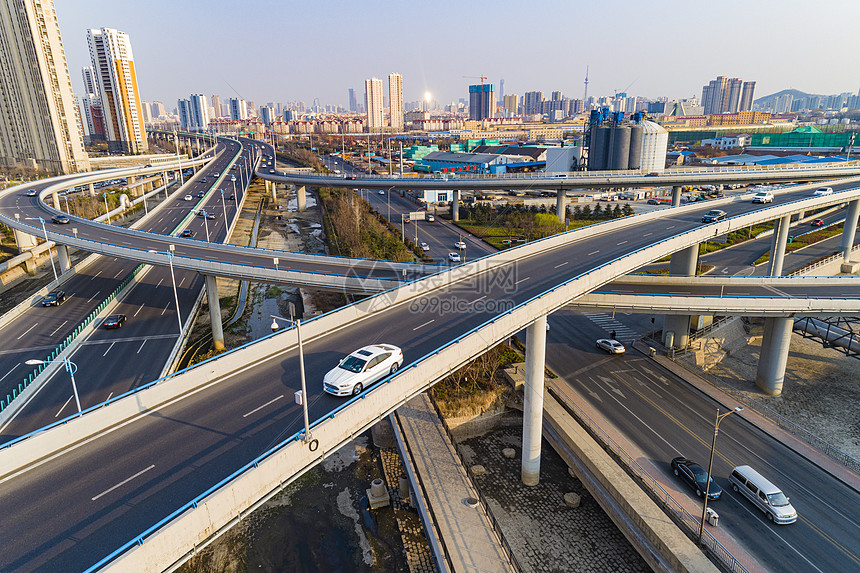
[431, 344, 520, 418]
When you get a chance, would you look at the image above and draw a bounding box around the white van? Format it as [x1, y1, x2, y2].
[729, 465, 797, 524]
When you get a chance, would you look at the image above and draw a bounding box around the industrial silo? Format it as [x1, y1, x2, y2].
[590, 126, 611, 170]
[640, 120, 669, 173]
[628, 124, 644, 170]
[609, 126, 631, 170]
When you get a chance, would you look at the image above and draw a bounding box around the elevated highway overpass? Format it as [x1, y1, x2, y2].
[1, 142, 860, 571]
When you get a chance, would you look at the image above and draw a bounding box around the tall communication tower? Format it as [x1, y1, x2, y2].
[583, 65, 589, 103]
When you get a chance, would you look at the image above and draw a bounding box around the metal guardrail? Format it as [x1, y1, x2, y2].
[425, 397, 524, 573]
[548, 387, 750, 573]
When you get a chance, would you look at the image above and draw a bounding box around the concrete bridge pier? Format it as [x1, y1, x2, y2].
[755, 214, 792, 395]
[671, 186, 682, 207]
[556, 190, 566, 224]
[264, 180, 271, 195]
[57, 244, 71, 273]
[88, 183, 96, 197]
[12, 219, 38, 254]
[296, 185, 307, 212]
[522, 314, 547, 486]
[127, 176, 138, 197]
[270, 181, 277, 202]
[661, 244, 698, 349]
[840, 199, 860, 272]
[767, 215, 791, 277]
[452, 190, 460, 222]
[205, 274, 225, 351]
[50, 191, 61, 210]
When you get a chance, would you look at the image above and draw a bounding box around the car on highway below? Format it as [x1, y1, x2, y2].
[201, 177, 207, 183]
[180, 229, 195, 238]
[213, 172, 220, 177]
[702, 209, 727, 223]
[811, 219, 825, 227]
[752, 191, 774, 203]
[813, 187, 833, 196]
[596, 338, 625, 354]
[454, 241, 467, 250]
[197, 191, 206, 198]
[378, 190, 385, 195]
[426, 214, 435, 222]
[323, 344, 404, 396]
[184, 195, 193, 201]
[268, 169, 275, 174]
[42, 290, 66, 306]
[420, 242, 430, 251]
[671, 457, 722, 500]
[448, 252, 461, 263]
[51, 215, 70, 224]
[103, 314, 126, 329]
[206, 212, 216, 220]
[230, 175, 236, 182]
[227, 194, 236, 200]
[26, 189, 37, 197]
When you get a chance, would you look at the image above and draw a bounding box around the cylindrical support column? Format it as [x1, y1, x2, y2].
[522, 314, 548, 486]
[57, 244, 71, 273]
[127, 176, 138, 197]
[452, 190, 460, 222]
[840, 199, 860, 262]
[51, 192, 60, 210]
[671, 186, 682, 207]
[556, 190, 566, 224]
[662, 244, 698, 347]
[296, 185, 307, 212]
[88, 183, 96, 197]
[755, 317, 793, 395]
[768, 215, 791, 277]
[205, 274, 225, 351]
[271, 181, 277, 202]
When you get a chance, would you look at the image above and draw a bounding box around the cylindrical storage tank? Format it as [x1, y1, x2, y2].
[589, 126, 606, 170]
[628, 125, 644, 170]
[610, 126, 631, 170]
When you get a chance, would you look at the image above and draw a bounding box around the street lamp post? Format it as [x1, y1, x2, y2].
[699, 406, 744, 544]
[103, 192, 111, 224]
[219, 189, 228, 222]
[26, 217, 58, 282]
[174, 131, 185, 186]
[270, 315, 311, 444]
[26, 358, 80, 413]
[202, 210, 210, 242]
[166, 245, 183, 336]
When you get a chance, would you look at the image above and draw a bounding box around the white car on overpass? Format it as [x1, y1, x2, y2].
[752, 191, 774, 203]
[323, 344, 404, 396]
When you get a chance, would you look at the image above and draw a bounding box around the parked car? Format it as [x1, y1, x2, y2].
[752, 191, 774, 204]
[103, 314, 127, 329]
[51, 215, 70, 224]
[180, 229, 195, 238]
[323, 344, 404, 396]
[812, 219, 825, 227]
[42, 290, 66, 306]
[596, 338, 625, 354]
[702, 209, 727, 223]
[448, 252, 461, 262]
[671, 457, 722, 500]
[813, 187, 833, 196]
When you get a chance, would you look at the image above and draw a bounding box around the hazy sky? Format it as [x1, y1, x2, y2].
[55, 0, 860, 109]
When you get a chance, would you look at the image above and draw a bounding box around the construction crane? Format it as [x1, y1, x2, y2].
[462, 75, 488, 86]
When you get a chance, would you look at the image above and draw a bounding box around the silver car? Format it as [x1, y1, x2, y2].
[596, 339, 625, 354]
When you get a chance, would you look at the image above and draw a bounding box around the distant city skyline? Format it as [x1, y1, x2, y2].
[54, 0, 859, 110]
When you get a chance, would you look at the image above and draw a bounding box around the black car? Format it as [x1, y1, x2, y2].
[206, 212, 216, 220]
[42, 290, 66, 306]
[197, 191, 206, 198]
[701, 209, 727, 223]
[227, 194, 236, 201]
[51, 214, 70, 224]
[103, 314, 126, 329]
[180, 229, 195, 238]
[671, 457, 722, 500]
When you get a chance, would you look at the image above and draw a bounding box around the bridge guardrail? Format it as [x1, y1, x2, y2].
[548, 387, 750, 573]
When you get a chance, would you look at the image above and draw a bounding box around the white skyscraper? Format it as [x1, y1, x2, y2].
[189, 94, 209, 131]
[0, 0, 89, 173]
[229, 98, 248, 120]
[365, 78, 384, 132]
[81, 66, 97, 95]
[388, 73, 403, 131]
[86, 27, 147, 153]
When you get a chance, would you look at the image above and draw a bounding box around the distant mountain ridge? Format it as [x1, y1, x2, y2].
[754, 89, 816, 105]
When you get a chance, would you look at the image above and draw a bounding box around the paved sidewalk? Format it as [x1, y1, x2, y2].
[395, 394, 516, 573]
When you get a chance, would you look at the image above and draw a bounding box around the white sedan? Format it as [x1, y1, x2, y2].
[184, 194, 193, 201]
[323, 344, 404, 396]
[454, 241, 467, 250]
[420, 242, 430, 251]
[448, 252, 461, 262]
[378, 190, 385, 195]
[596, 339, 625, 354]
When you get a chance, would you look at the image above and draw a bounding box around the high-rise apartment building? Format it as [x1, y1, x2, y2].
[140, 101, 152, 124]
[228, 98, 248, 120]
[86, 27, 147, 153]
[468, 84, 495, 120]
[151, 101, 166, 118]
[211, 94, 221, 119]
[365, 77, 384, 132]
[388, 73, 403, 131]
[0, 0, 89, 172]
[189, 94, 209, 131]
[701, 76, 756, 115]
[81, 94, 105, 140]
[502, 94, 519, 116]
[81, 66, 97, 95]
[260, 105, 274, 125]
[348, 88, 357, 112]
[523, 91, 543, 115]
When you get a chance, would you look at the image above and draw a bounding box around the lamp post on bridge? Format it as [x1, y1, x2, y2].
[699, 406, 744, 544]
[25, 216, 58, 282]
[270, 314, 312, 445]
[26, 358, 80, 414]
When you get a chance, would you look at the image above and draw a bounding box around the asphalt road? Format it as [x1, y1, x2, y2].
[0, 140, 253, 438]
[1, 166, 859, 570]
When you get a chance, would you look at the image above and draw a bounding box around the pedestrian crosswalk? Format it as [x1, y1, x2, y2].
[582, 312, 640, 342]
